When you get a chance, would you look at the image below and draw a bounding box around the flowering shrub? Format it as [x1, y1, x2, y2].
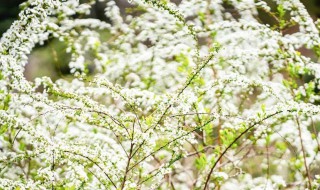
[1, 0, 320, 189]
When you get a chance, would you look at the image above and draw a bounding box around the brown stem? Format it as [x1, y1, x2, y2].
[295, 116, 312, 189]
[203, 111, 282, 190]
[120, 142, 134, 190]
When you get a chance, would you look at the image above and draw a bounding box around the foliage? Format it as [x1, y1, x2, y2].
[1, 0, 320, 189]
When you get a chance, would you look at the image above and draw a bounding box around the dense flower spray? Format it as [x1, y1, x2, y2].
[1, 0, 320, 189]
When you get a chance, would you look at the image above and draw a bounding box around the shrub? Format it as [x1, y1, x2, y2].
[1, 0, 320, 189]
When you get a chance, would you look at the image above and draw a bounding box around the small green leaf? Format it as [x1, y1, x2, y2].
[145, 116, 153, 126]
[277, 4, 286, 18]
[195, 154, 207, 171]
[1, 94, 11, 111]
[0, 123, 8, 135]
[19, 142, 26, 151]
[261, 104, 266, 113]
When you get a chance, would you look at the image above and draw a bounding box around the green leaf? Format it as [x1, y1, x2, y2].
[195, 154, 207, 171]
[1, 94, 11, 111]
[145, 115, 153, 126]
[203, 122, 213, 137]
[19, 142, 26, 151]
[75, 110, 81, 116]
[277, 4, 286, 18]
[0, 123, 8, 135]
[261, 104, 266, 113]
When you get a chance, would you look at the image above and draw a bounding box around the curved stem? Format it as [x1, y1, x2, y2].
[203, 111, 282, 190]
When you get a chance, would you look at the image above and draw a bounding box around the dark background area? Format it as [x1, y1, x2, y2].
[0, 0, 25, 35]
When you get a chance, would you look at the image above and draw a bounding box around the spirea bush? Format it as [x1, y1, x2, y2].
[1, 0, 320, 189]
